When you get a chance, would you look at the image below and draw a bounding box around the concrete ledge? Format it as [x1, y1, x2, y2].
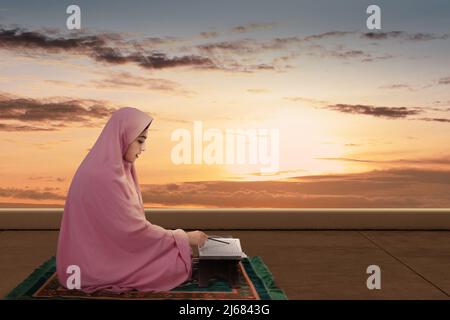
[0, 208, 449, 230]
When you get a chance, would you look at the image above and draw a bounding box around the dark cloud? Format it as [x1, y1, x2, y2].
[0, 123, 59, 131]
[325, 104, 420, 118]
[418, 117, 450, 123]
[197, 39, 261, 54]
[1, 26, 447, 76]
[0, 93, 116, 131]
[287, 98, 449, 122]
[303, 31, 355, 41]
[138, 168, 450, 208]
[308, 45, 394, 62]
[0, 26, 217, 71]
[0, 26, 106, 51]
[360, 53, 394, 62]
[282, 30, 449, 44]
[199, 30, 447, 64]
[91, 49, 215, 70]
[379, 77, 450, 92]
[438, 77, 450, 85]
[7, 26, 435, 73]
[432, 100, 450, 107]
[0, 186, 65, 200]
[139, 36, 181, 46]
[199, 31, 219, 39]
[200, 22, 277, 39]
[329, 49, 366, 59]
[362, 31, 449, 41]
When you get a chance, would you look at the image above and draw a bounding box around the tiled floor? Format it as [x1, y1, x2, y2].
[0, 230, 449, 299]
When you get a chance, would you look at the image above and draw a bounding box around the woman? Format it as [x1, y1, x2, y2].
[56, 107, 208, 293]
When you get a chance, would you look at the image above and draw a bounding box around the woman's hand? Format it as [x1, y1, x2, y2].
[186, 230, 208, 248]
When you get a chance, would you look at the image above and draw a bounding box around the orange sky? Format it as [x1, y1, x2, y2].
[1, 2, 449, 207]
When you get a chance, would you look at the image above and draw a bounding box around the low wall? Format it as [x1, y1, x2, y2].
[0, 208, 449, 230]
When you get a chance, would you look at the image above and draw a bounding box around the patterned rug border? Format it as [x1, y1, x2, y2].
[32, 262, 258, 300]
[5, 256, 288, 300]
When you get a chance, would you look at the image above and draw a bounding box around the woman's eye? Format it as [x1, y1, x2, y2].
[138, 140, 144, 144]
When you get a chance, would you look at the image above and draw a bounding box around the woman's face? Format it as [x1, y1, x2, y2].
[124, 129, 148, 163]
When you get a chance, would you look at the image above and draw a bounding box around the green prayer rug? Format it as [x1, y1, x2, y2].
[5, 256, 287, 300]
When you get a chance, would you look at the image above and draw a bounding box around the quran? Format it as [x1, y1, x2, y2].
[198, 238, 245, 260]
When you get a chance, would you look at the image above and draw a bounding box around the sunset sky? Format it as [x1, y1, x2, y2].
[0, 0, 449, 208]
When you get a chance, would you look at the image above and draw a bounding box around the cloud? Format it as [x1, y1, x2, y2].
[303, 31, 355, 41]
[362, 31, 449, 41]
[3, 168, 449, 207]
[379, 84, 415, 91]
[43, 79, 86, 88]
[379, 76, 450, 92]
[91, 49, 215, 70]
[90, 71, 194, 95]
[305, 44, 394, 62]
[325, 103, 421, 118]
[222, 30, 448, 64]
[196, 35, 392, 66]
[315, 155, 450, 166]
[138, 168, 450, 208]
[28, 176, 65, 182]
[197, 22, 277, 39]
[0, 26, 105, 51]
[286, 98, 449, 123]
[199, 31, 220, 39]
[230, 22, 277, 33]
[329, 49, 366, 59]
[284, 96, 329, 105]
[418, 117, 450, 123]
[0, 123, 60, 131]
[1, 26, 447, 76]
[0, 26, 217, 71]
[0, 93, 116, 131]
[432, 100, 450, 106]
[138, 36, 182, 46]
[197, 39, 262, 55]
[0, 186, 65, 200]
[438, 77, 450, 85]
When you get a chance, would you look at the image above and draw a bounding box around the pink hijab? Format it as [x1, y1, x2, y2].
[56, 107, 192, 293]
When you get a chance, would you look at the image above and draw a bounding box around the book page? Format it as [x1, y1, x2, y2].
[198, 238, 243, 259]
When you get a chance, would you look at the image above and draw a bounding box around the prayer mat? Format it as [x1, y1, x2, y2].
[5, 256, 287, 300]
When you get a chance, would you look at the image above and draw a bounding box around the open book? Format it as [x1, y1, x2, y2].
[198, 237, 247, 260]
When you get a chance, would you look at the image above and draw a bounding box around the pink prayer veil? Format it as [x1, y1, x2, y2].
[56, 107, 192, 293]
